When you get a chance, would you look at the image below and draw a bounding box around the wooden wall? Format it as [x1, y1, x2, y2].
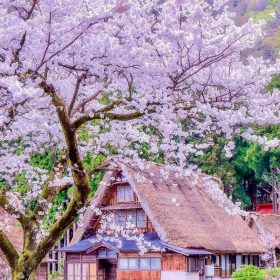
[162, 253, 186, 271]
[93, 183, 156, 233]
[36, 264, 48, 280]
[108, 185, 139, 206]
[66, 252, 97, 262]
[117, 271, 160, 280]
[116, 252, 187, 280]
[214, 267, 222, 277]
[118, 252, 162, 258]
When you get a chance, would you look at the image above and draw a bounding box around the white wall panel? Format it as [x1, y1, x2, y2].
[161, 271, 199, 280]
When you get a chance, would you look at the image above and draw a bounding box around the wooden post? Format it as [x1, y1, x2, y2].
[221, 255, 226, 278]
[273, 249, 277, 267]
[236, 255, 242, 270]
[225, 255, 230, 277]
[273, 192, 278, 214]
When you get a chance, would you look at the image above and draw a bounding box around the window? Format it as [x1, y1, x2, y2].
[129, 258, 138, 269]
[118, 258, 128, 269]
[127, 210, 137, 226]
[118, 258, 161, 270]
[140, 258, 151, 269]
[136, 210, 146, 227]
[115, 210, 146, 228]
[252, 255, 260, 267]
[117, 185, 133, 202]
[151, 258, 161, 269]
[82, 264, 88, 280]
[116, 212, 127, 227]
[67, 263, 96, 280]
[211, 255, 221, 267]
[242, 255, 249, 265]
[98, 250, 117, 259]
[189, 257, 202, 272]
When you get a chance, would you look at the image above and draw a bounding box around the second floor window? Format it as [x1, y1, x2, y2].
[115, 210, 146, 228]
[117, 185, 133, 202]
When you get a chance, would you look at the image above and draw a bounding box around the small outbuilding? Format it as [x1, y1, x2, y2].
[247, 213, 280, 267]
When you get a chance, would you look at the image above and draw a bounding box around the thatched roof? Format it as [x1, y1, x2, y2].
[72, 160, 264, 254]
[246, 213, 280, 247]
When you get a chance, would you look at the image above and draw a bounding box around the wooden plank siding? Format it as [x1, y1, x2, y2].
[93, 184, 156, 234]
[65, 251, 190, 280]
[117, 270, 160, 280]
[108, 186, 140, 206]
[214, 267, 222, 277]
[66, 252, 97, 262]
[36, 263, 48, 280]
[162, 253, 186, 271]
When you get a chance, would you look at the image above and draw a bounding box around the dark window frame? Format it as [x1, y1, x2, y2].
[66, 262, 97, 280]
[117, 185, 134, 202]
[115, 209, 147, 228]
[118, 257, 161, 271]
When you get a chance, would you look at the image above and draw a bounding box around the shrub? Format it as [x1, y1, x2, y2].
[266, 267, 280, 279]
[232, 265, 266, 280]
[49, 271, 63, 280]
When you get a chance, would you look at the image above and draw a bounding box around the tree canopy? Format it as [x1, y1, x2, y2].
[0, 0, 279, 278]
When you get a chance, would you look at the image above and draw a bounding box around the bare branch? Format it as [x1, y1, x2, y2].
[68, 74, 86, 116]
[24, 0, 39, 21]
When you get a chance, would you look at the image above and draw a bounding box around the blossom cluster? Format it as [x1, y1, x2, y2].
[0, 0, 279, 240]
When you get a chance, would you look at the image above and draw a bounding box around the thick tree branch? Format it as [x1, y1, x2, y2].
[0, 191, 28, 226]
[71, 110, 144, 130]
[39, 80, 90, 201]
[31, 80, 91, 266]
[0, 230, 19, 269]
[29, 199, 81, 267]
[88, 162, 112, 177]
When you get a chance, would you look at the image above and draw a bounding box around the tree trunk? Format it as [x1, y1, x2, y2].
[12, 270, 36, 280]
[273, 249, 277, 268]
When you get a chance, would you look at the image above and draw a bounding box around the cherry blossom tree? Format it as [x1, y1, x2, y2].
[0, 0, 279, 278]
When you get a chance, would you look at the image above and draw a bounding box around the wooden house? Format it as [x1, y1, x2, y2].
[60, 160, 264, 280]
[0, 207, 55, 280]
[247, 213, 280, 267]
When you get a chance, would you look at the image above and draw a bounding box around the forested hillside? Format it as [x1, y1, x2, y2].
[228, 0, 280, 60]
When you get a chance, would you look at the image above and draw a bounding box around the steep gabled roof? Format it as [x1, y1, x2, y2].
[246, 213, 280, 247]
[72, 160, 264, 254]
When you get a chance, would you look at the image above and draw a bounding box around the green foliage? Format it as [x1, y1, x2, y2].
[44, 190, 68, 228]
[192, 136, 236, 186]
[30, 150, 56, 171]
[190, 126, 280, 208]
[267, 74, 280, 92]
[232, 265, 266, 280]
[82, 153, 106, 197]
[49, 270, 63, 280]
[191, 75, 280, 208]
[247, 0, 279, 25]
[266, 267, 280, 279]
